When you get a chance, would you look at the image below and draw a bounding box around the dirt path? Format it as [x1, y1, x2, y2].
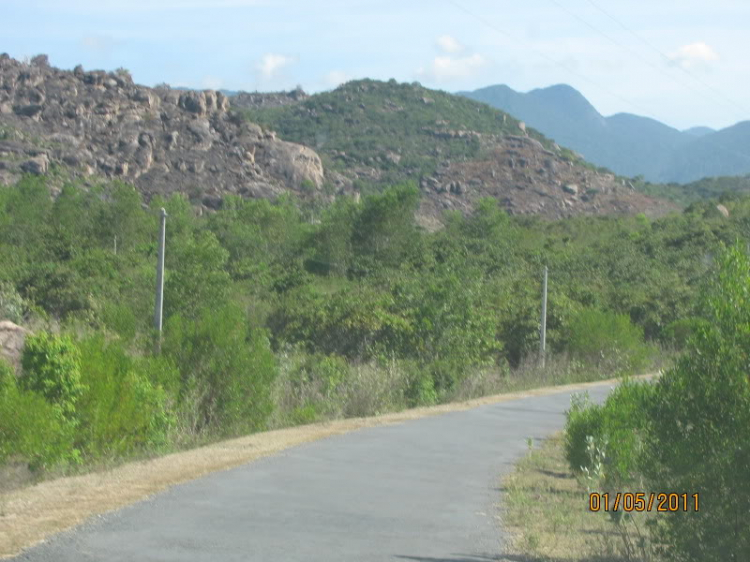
[0, 374, 654, 559]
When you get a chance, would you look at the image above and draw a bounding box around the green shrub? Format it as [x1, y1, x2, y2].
[20, 332, 85, 421]
[163, 305, 277, 436]
[405, 363, 438, 407]
[564, 392, 604, 474]
[0, 360, 77, 470]
[0, 359, 14, 392]
[273, 350, 350, 424]
[75, 336, 174, 458]
[598, 379, 655, 486]
[642, 243, 750, 561]
[566, 380, 655, 488]
[660, 316, 710, 349]
[566, 308, 650, 375]
[289, 404, 319, 425]
[0, 281, 26, 323]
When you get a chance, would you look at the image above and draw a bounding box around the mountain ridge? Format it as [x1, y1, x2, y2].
[458, 83, 750, 183]
[0, 54, 676, 224]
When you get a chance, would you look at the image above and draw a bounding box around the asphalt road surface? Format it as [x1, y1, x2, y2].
[12, 383, 615, 562]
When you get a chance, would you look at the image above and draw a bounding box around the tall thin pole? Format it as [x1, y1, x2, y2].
[540, 266, 548, 368]
[154, 208, 167, 349]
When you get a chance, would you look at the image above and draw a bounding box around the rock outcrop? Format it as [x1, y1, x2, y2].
[0, 54, 325, 207]
[0, 320, 29, 373]
[415, 133, 678, 221]
[229, 87, 309, 110]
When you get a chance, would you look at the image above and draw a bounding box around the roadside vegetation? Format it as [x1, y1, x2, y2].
[504, 432, 640, 560]
[1, 173, 749, 490]
[512, 242, 750, 561]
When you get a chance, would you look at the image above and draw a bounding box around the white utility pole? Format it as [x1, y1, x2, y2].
[154, 208, 167, 348]
[540, 266, 548, 368]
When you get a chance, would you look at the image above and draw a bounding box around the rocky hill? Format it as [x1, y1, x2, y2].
[241, 79, 676, 222]
[0, 54, 675, 223]
[0, 54, 324, 212]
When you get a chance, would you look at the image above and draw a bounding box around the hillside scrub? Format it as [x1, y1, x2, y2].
[563, 243, 750, 561]
[240, 78, 558, 189]
[1, 173, 747, 478]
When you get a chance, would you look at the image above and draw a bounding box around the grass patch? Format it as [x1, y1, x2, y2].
[502, 433, 654, 561]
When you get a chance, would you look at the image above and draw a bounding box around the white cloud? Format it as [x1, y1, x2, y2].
[324, 70, 350, 88]
[418, 53, 487, 82]
[436, 34, 464, 54]
[256, 53, 296, 79]
[668, 42, 720, 70]
[418, 34, 486, 83]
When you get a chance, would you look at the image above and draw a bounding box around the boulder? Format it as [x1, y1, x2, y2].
[0, 321, 30, 373]
[179, 91, 207, 115]
[562, 183, 579, 195]
[13, 104, 44, 119]
[716, 204, 730, 218]
[258, 140, 325, 189]
[20, 154, 49, 174]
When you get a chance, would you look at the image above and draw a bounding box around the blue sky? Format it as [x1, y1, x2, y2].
[3, 0, 748, 130]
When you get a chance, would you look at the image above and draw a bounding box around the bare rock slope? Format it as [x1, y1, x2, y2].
[0, 54, 323, 209]
[417, 133, 675, 220]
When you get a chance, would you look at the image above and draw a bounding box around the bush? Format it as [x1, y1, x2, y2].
[564, 391, 604, 474]
[20, 332, 85, 421]
[642, 243, 750, 561]
[598, 379, 655, 486]
[565, 380, 655, 489]
[272, 349, 350, 425]
[0, 359, 77, 470]
[404, 362, 438, 407]
[0, 359, 14, 392]
[566, 308, 650, 375]
[163, 305, 277, 436]
[660, 316, 710, 349]
[0, 281, 26, 323]
[74, 336, 174, 458]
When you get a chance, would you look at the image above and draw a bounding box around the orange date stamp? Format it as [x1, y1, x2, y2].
[589, 492, 700, 513]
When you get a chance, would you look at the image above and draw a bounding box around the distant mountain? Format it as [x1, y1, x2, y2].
[458, 84, 750, 184]
[683, 126, 715, 137]
[661, 121, 750, 183]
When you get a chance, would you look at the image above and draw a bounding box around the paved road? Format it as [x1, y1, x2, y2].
[12, 383, 615, 562]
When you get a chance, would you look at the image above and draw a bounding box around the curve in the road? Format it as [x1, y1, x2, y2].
[11, 383, 616, 562]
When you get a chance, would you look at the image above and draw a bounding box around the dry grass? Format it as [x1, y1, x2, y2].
[0, 374, 650, 559]
[500, 432, 653, 561]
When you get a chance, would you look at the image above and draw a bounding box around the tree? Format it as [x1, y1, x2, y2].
[644, 243, 750, 561]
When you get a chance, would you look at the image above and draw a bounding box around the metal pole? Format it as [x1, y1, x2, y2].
[540, 266, 548, 368]
[154, 208, 167, 348]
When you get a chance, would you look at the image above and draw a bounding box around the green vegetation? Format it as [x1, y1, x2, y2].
[633, 173, 750, 206]
[564, 243, 750, 561]
[2, 170, 750, 491]
[504, 433, 640, 560]
[239, 79, 578, 190]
